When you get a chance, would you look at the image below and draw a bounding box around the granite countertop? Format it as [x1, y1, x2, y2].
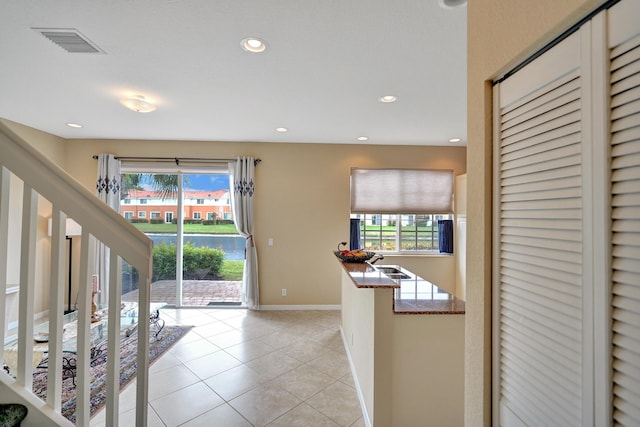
[339, 261, 465, 315]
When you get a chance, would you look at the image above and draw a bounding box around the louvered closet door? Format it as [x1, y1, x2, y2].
[609, 1, 640, 424]
[493, 29, 590, 427]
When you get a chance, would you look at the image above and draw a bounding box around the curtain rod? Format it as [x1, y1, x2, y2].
[92, 155, 261, 166]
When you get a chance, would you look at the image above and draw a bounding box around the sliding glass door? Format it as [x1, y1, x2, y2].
[119, 171, 243, 307]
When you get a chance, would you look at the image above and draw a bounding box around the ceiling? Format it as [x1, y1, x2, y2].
[0, 0, 466, 146]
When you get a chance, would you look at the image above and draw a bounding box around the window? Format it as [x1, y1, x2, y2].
[350, 168, 454, 253]
[193, 212, 202, 220]
[123, 211, 133, 220]
[197, 199, 204, 204]
[139, 199, 147, 205]
[124, 199, 131, 204]
[206, 212, 215, 220]
[138, 211, 146, 218]
[352, 213, 450, 252]
[150, 212, 161, 219]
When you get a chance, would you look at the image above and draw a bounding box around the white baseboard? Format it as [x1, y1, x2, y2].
[340, 326, 372, 427]
[259, 305, 341, 311]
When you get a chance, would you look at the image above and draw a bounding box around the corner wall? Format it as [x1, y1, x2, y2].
[465, 1, 603, 425]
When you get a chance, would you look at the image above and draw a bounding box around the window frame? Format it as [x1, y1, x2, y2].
[352, 213, 452, 254]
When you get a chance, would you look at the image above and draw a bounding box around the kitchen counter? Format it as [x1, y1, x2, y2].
[339, 259, 465, 426]
[339, 261, 465, 315]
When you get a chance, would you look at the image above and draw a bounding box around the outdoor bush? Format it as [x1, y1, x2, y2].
[202, 220, 217, 225]
[152, 242, 225, 280]
[150, 218, 164, 224]
[130, 218, 149, 223]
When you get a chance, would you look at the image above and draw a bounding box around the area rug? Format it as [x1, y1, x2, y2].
[31, 324, 192, 424]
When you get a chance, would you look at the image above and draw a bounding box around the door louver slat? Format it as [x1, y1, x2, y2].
[610, 32, 640, 427]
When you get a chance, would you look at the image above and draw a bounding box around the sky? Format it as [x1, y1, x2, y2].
[184, 174, 229, 191]
[137, 174, 230, 191]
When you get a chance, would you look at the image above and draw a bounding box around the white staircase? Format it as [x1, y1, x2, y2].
[0, 121, 153, 426]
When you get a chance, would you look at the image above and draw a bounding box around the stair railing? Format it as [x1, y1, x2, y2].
[0, 121, 153, 426]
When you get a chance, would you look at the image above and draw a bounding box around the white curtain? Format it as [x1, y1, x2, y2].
[229, 157, 259, 309]
[95, 154, 121, 305]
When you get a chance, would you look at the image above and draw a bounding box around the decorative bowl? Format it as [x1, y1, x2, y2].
[333, 250, 377, 263]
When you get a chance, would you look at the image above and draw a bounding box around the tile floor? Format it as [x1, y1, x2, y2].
[90, 308, 365, 427]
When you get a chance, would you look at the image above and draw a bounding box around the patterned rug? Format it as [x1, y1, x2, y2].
[31, 324, 192, 424]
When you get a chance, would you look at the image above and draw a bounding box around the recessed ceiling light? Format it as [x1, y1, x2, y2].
[276, 127, 288, 133]
[449, 138, 462, 143]
[439, 0, 467, 9]
[66, 123, 83, 128]
[379, 95, 397, 103]
[119, 95, 156, 113]
[241, 37, 266, 53]
[357, 136, 369, 141]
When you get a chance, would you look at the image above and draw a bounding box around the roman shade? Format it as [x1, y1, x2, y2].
[350, 168, 453, 214]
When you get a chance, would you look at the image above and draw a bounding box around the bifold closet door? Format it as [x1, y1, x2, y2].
[492, 21, 600, 426]
[493, 0, 640, 425]
[608, 1, 640, 424]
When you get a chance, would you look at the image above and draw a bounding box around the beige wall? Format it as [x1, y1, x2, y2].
[64, 139, 466, 306]
[1, 119, 65, 319]
[0, 118, 66, 168]
[466, 1, 603, 425]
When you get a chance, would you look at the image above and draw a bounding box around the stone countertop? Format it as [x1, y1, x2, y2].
[339, 260, 465, 315]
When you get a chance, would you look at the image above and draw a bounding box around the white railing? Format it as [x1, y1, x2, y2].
[0, 122, 153, 426]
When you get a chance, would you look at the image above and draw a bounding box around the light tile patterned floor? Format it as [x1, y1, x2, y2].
[90, 309, 365, 427]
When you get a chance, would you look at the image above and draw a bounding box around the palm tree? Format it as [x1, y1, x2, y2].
[122, 174, 189, 200]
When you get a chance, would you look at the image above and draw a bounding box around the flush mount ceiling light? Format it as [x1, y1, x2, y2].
[448, 138, 462, 143]
[357, 136, 369, 141]
[241, 37, 266, 53]
[379, 95, 397, 103]
[275, 127, 288, 133]
[66, 122, 83, 128]
[439, 0, 467, 9]
[119, 95, 156, 113]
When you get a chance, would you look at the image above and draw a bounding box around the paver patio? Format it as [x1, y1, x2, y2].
[121, 279, 242, 306]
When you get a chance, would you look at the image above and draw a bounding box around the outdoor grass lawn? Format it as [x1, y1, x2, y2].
[220, 260, 243, 281]
[133, 223, 239, 234]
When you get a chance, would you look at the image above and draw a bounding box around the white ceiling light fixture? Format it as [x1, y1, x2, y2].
[439, 0, 467, 9]
[119, 95, 156, 113]
[379, 95, 397, 103]
[66, 122, 83, 128]
[241, 37, 267, 53]
[448, 137, 462, 143]
[275, 127, 288, 133]
[357, 136, 369, 141]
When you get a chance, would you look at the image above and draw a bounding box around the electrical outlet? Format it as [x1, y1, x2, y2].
[281, 288, 287, 296]
[268, 238, 274, 246]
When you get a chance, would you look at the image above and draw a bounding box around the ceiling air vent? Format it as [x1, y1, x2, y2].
[32, 28, 105, 54]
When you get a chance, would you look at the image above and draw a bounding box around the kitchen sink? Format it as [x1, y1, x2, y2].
[384, 272, 411, 279]
[374, 265, 411, 280]
[374, 266, 403, 274]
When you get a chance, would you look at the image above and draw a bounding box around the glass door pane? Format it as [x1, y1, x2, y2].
[180, 174, 242, 306]
[120, 173, 178, 305]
